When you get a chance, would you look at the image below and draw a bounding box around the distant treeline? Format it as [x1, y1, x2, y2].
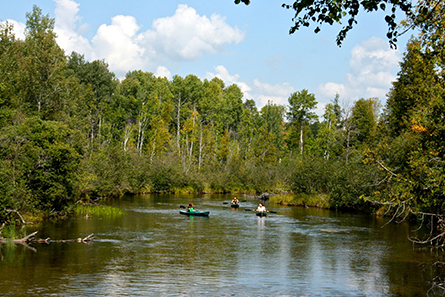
[0, 6, 444, 225]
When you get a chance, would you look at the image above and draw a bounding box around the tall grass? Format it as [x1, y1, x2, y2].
[271, 193, 331, 208]
[1, 225, 18, 239]
[73, 205, 124, 217]
[0, 225, 27, 240]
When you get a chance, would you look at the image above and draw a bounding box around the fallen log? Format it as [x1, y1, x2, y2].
[19, 231, 39, 243]
[243, 192, 271, 201]
[0, 231, 94, 245]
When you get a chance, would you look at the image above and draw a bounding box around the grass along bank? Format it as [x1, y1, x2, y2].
[73, 204, 125, 217]
[270, 193, 331, 209]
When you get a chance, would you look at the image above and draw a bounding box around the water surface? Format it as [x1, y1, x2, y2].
[0, 194, 439, 296]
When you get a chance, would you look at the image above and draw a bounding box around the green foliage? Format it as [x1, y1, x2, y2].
[287, 89, 318, 155]
[25, 5, 55, 38]
[1, 225, 20, 239]
[365, 32, 445, 215]
[0, 117, 82, 213]
[290, 157, 333, 195]
[73, 204, 124, 217]
[87, 144, 132, 196]
[403, 0, 445, 64]
[235, 0, 428, 49]
[149, 162, 178, 192]
[260, 101, 286, 153]
[385, 39, 438, 137]
[271, 193, 330, 208]
[2, 4, 445, 226]
[287, 89, 318, 124]
[20, 7, 67, 120]
[290, 156, 380, 210]
[351, 98, 379, 145]
[329, 164, 369, 210]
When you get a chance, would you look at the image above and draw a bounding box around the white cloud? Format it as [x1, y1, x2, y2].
[206, 65, 251, 94]
[256, 95, 287, 108]
[1, 19, 26, 40]
[91, 15, 146, 75]
[155, 66, 171, 79]
[349, 37, 400, 73]
[48, 1, 246, 78]
[143, 5, 246, 61]
[206, 66, 294, 109]
[316, 36, 401, 110]
[252, 79, 294, 107]
[315, 102, 327, 117]
[253, 79, 294, 97]
[54, 0, 92, 56]
[317, 82, 347, 98]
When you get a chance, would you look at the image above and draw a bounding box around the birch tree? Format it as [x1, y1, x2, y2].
[287, 90, 318, 155]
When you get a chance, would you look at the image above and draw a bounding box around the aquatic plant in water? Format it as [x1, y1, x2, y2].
[73, 205, 124, 217]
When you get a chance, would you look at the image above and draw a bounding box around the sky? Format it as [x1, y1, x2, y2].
[0, 0, 414, 116]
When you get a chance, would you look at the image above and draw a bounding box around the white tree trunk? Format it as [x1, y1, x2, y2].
[176, 93, 181, 149]
[300, 120, 304, 155]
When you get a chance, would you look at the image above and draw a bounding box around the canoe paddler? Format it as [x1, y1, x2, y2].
[186, 203, 194, 212]
[256, 203, 266, 212]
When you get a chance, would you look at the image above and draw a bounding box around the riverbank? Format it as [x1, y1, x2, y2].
[269, 193, 331, 209]
[0, 194, 438, 297]
[5, 190, 338, 229]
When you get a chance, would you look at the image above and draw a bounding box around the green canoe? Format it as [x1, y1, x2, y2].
[256, 211, 267, 217]
[230, 203, 239, 208]
[180, 210, 210, 217]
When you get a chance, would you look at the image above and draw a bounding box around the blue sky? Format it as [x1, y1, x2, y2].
[1, 0, 413, 115]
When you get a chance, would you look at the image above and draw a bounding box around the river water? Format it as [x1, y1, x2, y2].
[0, 194, 441, 296]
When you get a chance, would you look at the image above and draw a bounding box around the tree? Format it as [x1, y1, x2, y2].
[181, 74, 204, 159]
[66, 52, 117, 149]
[147, 115, 171, 162]
[260, 101, 286, 155]
[25, 5, 55, 39]
[0, 117, 82, 212]
[239, 99, 260, 161]
[252, 124, 277, 165]
[315, 103, 337, 159]
[198, 78, 224, 128]
[384, 39, 438, 137]
[351, 98, 379, 145]
[222, 84, 244, 133]
[331, 93, 342, 127]
[402, 0, 445, 63]
[337, 100, 357, 165]
[287, 89, 318, 155]
[0, 21, 21, 127]
[235, 0, 436, 48]
[19, 5, 67, 119]
[364, 33, 445, 220]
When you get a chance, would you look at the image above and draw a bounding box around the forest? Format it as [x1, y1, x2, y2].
[0, 4, 444, 238]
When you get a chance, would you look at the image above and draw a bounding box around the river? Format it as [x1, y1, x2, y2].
[0, 194, 441, 296]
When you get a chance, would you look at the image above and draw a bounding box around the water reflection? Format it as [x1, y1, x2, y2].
[0, 194, 438, 296]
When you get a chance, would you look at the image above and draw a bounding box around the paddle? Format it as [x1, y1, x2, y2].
[180, 205, 186, 209]
[244, 208, 277, 213]
[223, 202, 229, 204]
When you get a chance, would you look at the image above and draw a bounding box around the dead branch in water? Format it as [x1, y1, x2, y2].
[243, 193, 271, 201]
[6, 209, 26, 224]
[0, 231, 94, 245]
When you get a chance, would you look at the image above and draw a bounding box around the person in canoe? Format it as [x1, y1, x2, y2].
[256, 203, 267, 213]
[186, 203, 195, 212]
[231, 197, 239, 205]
